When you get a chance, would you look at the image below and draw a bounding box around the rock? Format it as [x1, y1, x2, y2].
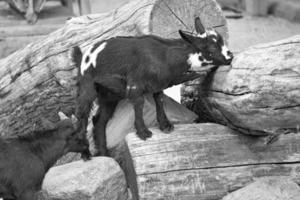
[38, 157, 128, 200]
[222, 177, 300, 200]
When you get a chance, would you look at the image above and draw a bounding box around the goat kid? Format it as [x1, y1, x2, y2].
[73, 17, 234, 156]
[0, 112, 90, 200]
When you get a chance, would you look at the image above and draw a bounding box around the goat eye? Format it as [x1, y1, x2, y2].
[198, 56, 204, 61]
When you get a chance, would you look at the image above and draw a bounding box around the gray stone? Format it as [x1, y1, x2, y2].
[38, 157, 128, 200]
[222, 177, 300, 200]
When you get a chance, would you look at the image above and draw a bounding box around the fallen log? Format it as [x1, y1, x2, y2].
[126, 123, 300, 200]
[222, 177, 300, 200]
[182, 35, 300, 136]
[0, 36, 45, 59]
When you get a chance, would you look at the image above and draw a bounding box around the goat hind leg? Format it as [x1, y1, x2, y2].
[131, 96, 152, 140]
[93, 100, 118, 156]
[153, 91, 174, 133]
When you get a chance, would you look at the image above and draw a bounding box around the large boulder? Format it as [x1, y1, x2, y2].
[38, 157, 128, 200]
[222, 177, 300, 200]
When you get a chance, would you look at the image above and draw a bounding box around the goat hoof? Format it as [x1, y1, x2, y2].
[94, 149, 109, 157]
[81, 150, 92, 161]
[159, 121, 174, 133]
[137, 129, 152, 140]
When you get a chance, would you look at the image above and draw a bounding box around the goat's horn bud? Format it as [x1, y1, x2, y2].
[71, 114, 78, 124]
[58, 111, 69, 120]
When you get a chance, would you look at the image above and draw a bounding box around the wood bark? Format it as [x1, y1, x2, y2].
[126, 123, 300, 200]
[182, 35, 300, 136]
[0, 0, 227, 136]
[222, 177, 300, 200]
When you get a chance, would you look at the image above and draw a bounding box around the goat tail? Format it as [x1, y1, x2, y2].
[71, 46, 83, 71]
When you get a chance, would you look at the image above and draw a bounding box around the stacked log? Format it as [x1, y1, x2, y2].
[182, 35, 300, 136]
[126, 123, 300, 199]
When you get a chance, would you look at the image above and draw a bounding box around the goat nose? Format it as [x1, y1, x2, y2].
[227, 51, 234, 59]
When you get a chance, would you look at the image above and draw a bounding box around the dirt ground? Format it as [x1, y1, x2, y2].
[226, 12, 300, 52]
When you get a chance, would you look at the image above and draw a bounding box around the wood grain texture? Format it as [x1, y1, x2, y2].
[222, 177, 300, 200]
[182, 35, 300, 135]
[0, 0, 226, 137]
[126, 123, 300, 199]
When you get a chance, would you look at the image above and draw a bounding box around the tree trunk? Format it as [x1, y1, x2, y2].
[182, 35, 300, 136]
[0, 0, 227, 137]
[126, 123, 300, 200]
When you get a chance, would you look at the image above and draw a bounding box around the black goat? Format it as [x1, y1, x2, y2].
[72, 17, 234, 156]
[0, 113, 90, 200]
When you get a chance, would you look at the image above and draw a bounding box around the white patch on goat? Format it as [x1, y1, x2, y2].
[187, 53, 212, 70]
[126, 85, 137, 97]
[197, 32, 207, 38]
[80, 42, 107, 75]
[207, 29, 218, 36]
[221, 45, 231, 60]
[188, 53, 202, 68]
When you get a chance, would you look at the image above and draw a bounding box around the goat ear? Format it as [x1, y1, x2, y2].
[195, 17, 206, 34]
[58, 111, 69, 121]
[40, 117, 56, 130]
[179, 30, 195, 44]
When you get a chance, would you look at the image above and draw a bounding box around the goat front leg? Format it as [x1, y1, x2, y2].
[153, 91, 174, 133]
[130, 95, 152, 140]
[93, 100, 118, 156]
